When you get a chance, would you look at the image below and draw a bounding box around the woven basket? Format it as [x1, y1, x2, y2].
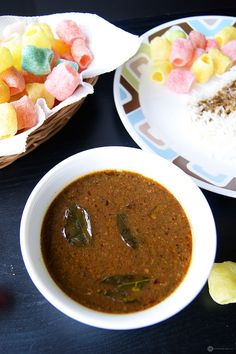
[0, 76, 98, 169]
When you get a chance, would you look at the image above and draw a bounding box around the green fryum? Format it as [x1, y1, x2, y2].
[101, 274, 151, 303]
[22, 45, 54, 75]
[117, 213, 138, 249]
[163, 29, 187, 43]
[62, 203, 93, 247]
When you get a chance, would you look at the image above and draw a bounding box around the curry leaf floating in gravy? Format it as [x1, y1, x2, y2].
[117, 213, 138, 249]
[62, 203, 92, 247]
[101, 275, 151, 303]
[102, 274, 151, 291]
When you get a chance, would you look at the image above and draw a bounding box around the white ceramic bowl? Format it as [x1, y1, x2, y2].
[20, 146, 216, 330]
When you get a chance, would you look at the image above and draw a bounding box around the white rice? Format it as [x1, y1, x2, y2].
[188, 66, 236, 140]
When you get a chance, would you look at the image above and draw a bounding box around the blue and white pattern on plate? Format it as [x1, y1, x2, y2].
[113, 16, 236, 197]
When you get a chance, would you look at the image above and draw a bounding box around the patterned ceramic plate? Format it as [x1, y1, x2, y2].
[113, 16, 236, 198]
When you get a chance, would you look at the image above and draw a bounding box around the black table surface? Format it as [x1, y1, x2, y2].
[1, 6, 236, 354]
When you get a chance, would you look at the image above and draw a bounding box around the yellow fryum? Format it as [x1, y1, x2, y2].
[150, 36, 171, 62]
[52, 38, 71, 56]
[2, 41, 22, 71]
[215, 26, 236, 47]
[22, 23, 53, 49]
[0, 46, 13, 73]
[191, 53, 214, 83]
[38, 23, 54, 41]
[0, 80, 10, 103]
[0, 103, 17, 139]
[151, 60, 172, 84]
[208, 48, 232, 75]
[26, 83, 55, 109]
[208, 261, 236, 305]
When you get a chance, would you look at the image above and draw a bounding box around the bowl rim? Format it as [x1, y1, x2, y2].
[20, 146, 217, 330]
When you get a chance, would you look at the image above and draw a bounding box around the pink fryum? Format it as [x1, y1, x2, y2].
[189, 30, 206, 49]
[169, 38, 194, 67]
[45, 62, 81, 101]
[56, 19, 86, 46]
[205, 38, 218, 51]
[166, 68, 195, 93]
[221, 40, 236, 63]
[185, 47, 205, 68]
[71, 38, 93, 71]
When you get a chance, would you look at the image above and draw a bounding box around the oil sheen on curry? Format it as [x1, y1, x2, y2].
[41, 170, 192, 314]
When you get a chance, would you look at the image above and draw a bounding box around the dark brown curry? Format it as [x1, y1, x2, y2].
[41, 170, 192, 314]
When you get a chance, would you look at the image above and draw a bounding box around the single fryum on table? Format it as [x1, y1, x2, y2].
[0, 12, 141, 157]
[208, 261, 236, 305]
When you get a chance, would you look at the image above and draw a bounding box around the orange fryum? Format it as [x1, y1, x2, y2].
[9, 90, 27, 102]
[0, 80, 10, 103]
[60, 53, 74, 61]
[0, 66, 25, 96]
[50, 50, 60, 69]
[11, 95, 37, 131]
[52, 38, 71, 56]
[22, 70, 47, 84]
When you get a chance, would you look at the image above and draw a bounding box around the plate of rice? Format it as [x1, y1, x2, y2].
[114, 15, 236, 198]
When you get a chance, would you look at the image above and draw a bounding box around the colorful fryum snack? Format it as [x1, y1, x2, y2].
[215, 26, 236, 47]
[0, 66, 25, 95]
[21, 45, 54, 75]
[22, 23, 53, 49]
[11, 95, 37, 131]
[150, 25, 236, 93]
[188, 30, 206, 49]
[166, 68, 195, 93]
[221, 40, 236, 63]
[150, 37, 171, 62]
[0, 18, 94, 140]
[71, 38, 93, 71]
[2, 41, 22, 71]
[151, 60, 172, 84]
[0, 47, 13, 73]
[207, 48, 232, 75]
[55, 19, 86, 45]
[0, 103, 17, 139]
[163, 28, 187, 43]
[190, 53, 214, 83]
[169, 38, 194, 67]
[45, 62, 81, 101]
[25, 83, 55, 109]
[0, 80, 10, 103]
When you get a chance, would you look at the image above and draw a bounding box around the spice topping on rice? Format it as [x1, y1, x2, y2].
[197, 80, 236, 117]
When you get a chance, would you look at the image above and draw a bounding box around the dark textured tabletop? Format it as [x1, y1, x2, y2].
[0, 2, 236, 353]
